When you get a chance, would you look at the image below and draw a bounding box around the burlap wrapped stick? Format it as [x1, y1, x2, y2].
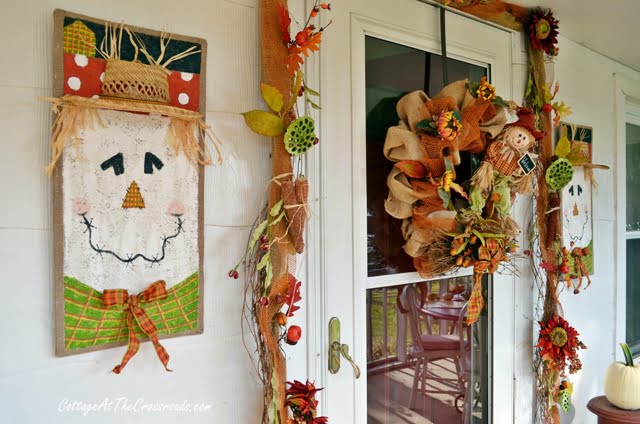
[281, 177, 308, 254]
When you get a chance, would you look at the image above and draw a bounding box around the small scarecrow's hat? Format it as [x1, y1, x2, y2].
[506, 107, 546, 141]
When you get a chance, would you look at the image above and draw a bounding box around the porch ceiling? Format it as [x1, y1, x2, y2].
[508, 0, 640, 72]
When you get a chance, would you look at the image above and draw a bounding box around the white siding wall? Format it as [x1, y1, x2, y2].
[0, 1, 270, 423]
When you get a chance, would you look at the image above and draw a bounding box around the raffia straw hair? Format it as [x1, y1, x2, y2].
[45, 96, 222, 175]
[45, 102, 103, 176]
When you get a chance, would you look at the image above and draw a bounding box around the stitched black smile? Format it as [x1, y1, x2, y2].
[563, 213, 589, 242]
[79, 214, 184, 265]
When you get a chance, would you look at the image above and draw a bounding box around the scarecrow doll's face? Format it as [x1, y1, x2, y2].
[63, 109, 199, 293]
[503, 126, 534, 150]
[562, 167, 592, 247]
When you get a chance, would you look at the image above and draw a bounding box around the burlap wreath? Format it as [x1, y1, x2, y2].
[383, 79, 506, 277]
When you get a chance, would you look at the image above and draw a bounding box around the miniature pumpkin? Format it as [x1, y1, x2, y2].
[604, 343, 640, 410]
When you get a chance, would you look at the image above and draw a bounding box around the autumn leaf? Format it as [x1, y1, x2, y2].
[276, 1, 291, 44]
[285, 32, 323, 75]
[554, 136, 571, 158]
[395, 160, 426, 178]
[242, 110, 286, 137]
[285, 47, 305, 76]
[540, 261, 557, 273]
[260, 83, 284, 113]
[284, 276, 302, 318]
[299, 31, 322, 57]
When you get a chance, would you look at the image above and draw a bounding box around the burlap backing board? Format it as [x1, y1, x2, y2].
[52, 9, 207, 357]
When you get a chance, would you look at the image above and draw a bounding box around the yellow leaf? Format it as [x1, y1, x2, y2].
[242, 110, 286, 137]
[286, 71, 303, 113]
[553, 101, 572, 118]
[260, 83, 284, 113]
[555, 136, 571, 158]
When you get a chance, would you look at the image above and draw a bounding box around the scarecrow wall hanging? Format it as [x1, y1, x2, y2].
[49, 10, 218, 373]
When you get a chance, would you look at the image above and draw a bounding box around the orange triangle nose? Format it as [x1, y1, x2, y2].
[122, 180, 145, 209]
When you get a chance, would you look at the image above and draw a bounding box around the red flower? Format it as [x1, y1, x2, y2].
[527, 9, 559, 56]
[286, 380, 328, 423]
[537, 315, 586, 375]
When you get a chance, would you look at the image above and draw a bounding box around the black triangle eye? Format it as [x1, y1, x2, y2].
[144, 152, 164, 174]
[577, 185, 583, 196]
[569, 186, 574, 196]
[100, 153, 124, 176]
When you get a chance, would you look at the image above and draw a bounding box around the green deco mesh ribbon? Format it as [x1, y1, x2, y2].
[285, 116, 316, 156]
[545, 158, 574, 190]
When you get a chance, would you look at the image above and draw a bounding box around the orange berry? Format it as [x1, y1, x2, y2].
[295, 30, 309, 46]
[286, 325, 302, 345]
[276, 312, 287, 326]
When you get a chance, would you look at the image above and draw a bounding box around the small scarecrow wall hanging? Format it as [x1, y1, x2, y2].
[49, 10, 219, 373]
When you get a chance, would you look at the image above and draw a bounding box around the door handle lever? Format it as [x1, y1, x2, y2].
[328, 317, 361, 379]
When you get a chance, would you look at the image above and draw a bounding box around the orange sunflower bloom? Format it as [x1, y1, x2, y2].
[476, 76, 496, 101]
[436, 110, 462, 142]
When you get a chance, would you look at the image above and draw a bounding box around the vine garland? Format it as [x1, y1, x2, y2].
[230, 1, 331, 423]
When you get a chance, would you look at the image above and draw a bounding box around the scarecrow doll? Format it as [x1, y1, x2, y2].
[470, 107, 544, 217]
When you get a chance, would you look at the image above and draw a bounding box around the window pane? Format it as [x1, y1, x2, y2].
[627, 239, 640, 353]
[365, 36, 487, 276]
[367, 276, 489, 423]
[626, 123, 640, 231]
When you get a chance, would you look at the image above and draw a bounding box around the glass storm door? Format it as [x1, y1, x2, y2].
[311, 2, 516, 422]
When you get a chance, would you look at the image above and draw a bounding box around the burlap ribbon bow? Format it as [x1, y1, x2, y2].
[103, 281, 172, 374]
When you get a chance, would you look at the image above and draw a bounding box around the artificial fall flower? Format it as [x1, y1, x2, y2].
[559, 380, 574, 396]
[476, 76, 496, 101]
[537, 314, 586, 375]
[436, 110, 462, 142]
[430, 169, 469, 207]
[286, 380, 328, 423]
[528, 9, 559, 56]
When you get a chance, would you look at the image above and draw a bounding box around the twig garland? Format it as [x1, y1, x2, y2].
[232, 1, 331, 423]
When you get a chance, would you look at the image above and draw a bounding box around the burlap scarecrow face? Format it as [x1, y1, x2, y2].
[64, 110, 198, 293]
[52, 12, 211, 369]
[562, 167, 592, 248]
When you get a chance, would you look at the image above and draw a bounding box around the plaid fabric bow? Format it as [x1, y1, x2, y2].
[102, 281, 172, 374]
[466, 239, 505, 325]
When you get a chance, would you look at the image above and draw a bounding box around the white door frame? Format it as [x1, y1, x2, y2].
[300, 1, 526, 421]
